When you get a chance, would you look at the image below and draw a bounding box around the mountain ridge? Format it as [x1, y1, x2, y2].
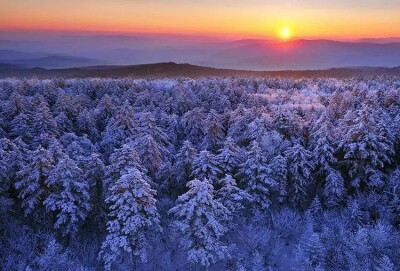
[1, 62, 399, 79]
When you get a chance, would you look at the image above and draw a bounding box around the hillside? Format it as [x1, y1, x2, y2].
[1, 62, 400, 79]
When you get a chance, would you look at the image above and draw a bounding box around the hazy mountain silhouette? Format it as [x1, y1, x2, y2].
[0, 33, 400, 70]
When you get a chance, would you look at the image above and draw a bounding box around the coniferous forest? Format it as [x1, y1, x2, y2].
[1, 76, 400, 271]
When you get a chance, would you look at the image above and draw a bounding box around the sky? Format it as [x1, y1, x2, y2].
[0, 0, 400, 39]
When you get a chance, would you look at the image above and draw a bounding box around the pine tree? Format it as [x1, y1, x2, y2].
[106, 144, 145, 189]
[169, 178, 230, 267]
[269, 155, 288, 203]
[191, 150, 222, 184]
[76, 109, 99, 139]
[99, 167, 160, 270]
[217, 174, 251, 214]
[338, 105, 394, 190]
[323, 170, 345, 208]
[174, 140, 197, 187]
[137, 112, 171, 155]
[15, 146, 54, 216]
[10, 112, 31, 141]
[101, 100, 138, 155]
[296, 232, 325, 271]
[311, 119, 338, 175]
[376, 255, 394, 271]
[30, 100, 58, 142]
[216, 137, 242, 176]
[55, 112, 73, 134]
[240, 141, 277, 209]
[85, 153, 106, 225]
[309, 196, 322, 216]
[94, 94, 116, 131]
[202, 110, 225, 151]
[181, 107, 205, 146]
[44, 156, 90, 236]
[133, 134, 163, 175]
[284, 143, 313, 206]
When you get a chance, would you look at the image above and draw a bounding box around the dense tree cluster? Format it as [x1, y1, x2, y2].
[0, 76, 400, 270]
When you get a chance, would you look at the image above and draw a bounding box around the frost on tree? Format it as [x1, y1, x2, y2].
[169, 179, 230, 267]
[239, 141, 277, 209]
[101, 100, 138, 155]
[217, 174, 251, 214]
[284, 143, 313, 206]
[181, 107, 205, 146]
[216, 137, 242, 176]
[338, 104, 394, 190]
[191, 150, 222, 184]
[44, 156, 90, 236]
[133, 134, 163, 176]
[202, 110, 225, 151]
[173, 140, 197, 188]
[99, 167, 160, 270]
[310, 117, 345, 207]
[14, 146, 54, 216]
[105, 144, 146, 190]
[269, 155, 288, 203]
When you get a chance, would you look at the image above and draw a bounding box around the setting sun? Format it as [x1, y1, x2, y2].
[280, 26, 291, 40]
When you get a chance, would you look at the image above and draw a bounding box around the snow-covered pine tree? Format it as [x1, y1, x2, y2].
[101, 100, 138, 156]
[202, 110, 225, 151]
[296, 232, 326, 271]
[217, 174, 251, 214]
[173, 140, 197, 187]
[84, 153, 106, 232]
[94, 94, 116, 131]
[323, 170, 345, 208]
[239, 140, 277, 209]
[191, 150, 222, 184]
[338, 104, 395, 190]
[137, 112, 171, 155]
[10, 111, 31, 142]
[284, 143, 313, 206]
[133, 134, 163, 176]
[105, 144, 146, 190]
[30, 100, 58, 143]
[169, 178, 230, 267]
[76, 109, 99, 140]
[181, 107, 205, 146]
[310, 118, 337, 175]
[269, 154, 288, 203]
[376, 255, 394, 271]
[309, 196, 322, 216]
[99, 167, 160, 270]
[216, 137, 242, 176]
[14, 146, 54, 216]
[44, 155, 90, 236]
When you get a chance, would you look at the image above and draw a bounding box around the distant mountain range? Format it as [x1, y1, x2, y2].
[0, 33, 400, 70]
[1, 62, 399, 79]
[0, 50, 100, 69]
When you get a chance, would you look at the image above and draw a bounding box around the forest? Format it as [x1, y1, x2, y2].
[0, 75, 399, 271]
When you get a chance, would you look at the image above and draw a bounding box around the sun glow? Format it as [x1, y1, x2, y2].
[280, 26, 291, 40]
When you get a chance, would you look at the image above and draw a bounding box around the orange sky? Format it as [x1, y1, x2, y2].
[1, 0, 400, 39]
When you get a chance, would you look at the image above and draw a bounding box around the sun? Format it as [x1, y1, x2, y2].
[280, 26, 291, 40]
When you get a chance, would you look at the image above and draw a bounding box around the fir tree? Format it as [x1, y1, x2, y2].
[216, 137, 242, 176]
[191, 150, 222, 184]
[169, 178, 230, 267]
[99, 167, 160, 270]
[284, 143, 313, 206]
[173, 140, 197, 187]
[217, 174, 251, 214]
[240, 141, 277, 209]
[44, 156, 90, 236]
[15, 146, 54, 216]
[338, 105, 394, 190]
